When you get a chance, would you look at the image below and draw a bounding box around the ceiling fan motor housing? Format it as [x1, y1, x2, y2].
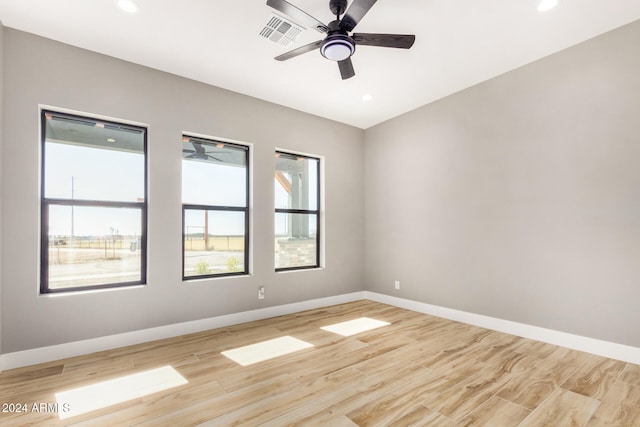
[320, 20, 355, 61]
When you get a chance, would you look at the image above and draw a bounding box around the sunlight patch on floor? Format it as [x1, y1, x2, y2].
[221, 336, 314, 366]
[55, 365, 188, 419]
[320, 317, 390, 337]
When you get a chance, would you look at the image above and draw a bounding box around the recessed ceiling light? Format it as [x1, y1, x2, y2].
[362, 94, 373, 102]
[106, 138, 117, 143]
[537, 0, 558, 12]
[117, 0, 139, 14]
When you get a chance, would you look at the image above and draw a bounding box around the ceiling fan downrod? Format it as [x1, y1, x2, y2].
[329, 0, 347, 18]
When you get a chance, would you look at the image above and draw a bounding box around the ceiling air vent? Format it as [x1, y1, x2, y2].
[260, 14, 304, 48]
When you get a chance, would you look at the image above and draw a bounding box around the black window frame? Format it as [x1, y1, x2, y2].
[275, 151, 321, 272]
[40, 109, 148, 294]
[182, 135, 250, 280]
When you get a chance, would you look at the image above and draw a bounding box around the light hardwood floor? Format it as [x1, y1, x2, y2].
[1, 300, 640, 426]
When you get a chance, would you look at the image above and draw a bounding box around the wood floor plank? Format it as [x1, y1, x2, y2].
[348, 396, 435, 426]
[1, 300, 639, 426]
[425, 369, 513, 422]
[252, 370, 391, 425]
[619, 363, 640, 388]
[458, 395, 530, 427]
[135, 373, 298, 426]
[496, 371, 557, 411]
[351, 402, 445, 427]
[418, 341, 487, 372]
[514, 338, 561, 360]
[0, 363, 64, 392]
[348, 356, 485, 426]
[318, 414, 361, 427]
[481, 350, 539, 377]
[562, 354, 627, 399]
[528, 346, 592, 385]
[519, 387, 601, 426]
[199, 367, 367, 426]
[69, 380, 226, 427]
[585, 380, 640, 427]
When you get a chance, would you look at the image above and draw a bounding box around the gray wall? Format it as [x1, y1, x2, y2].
[1, 29, 364, 353]
[364, 20, 640, 347]
[0, 20, 4, 358]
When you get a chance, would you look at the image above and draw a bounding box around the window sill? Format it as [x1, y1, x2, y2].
[182, 273, 251, 284]
[275, 267, 324, 274]
[39, 284, 146, 298]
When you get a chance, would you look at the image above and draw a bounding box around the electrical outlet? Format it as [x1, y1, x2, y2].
[258, 286, 265, 300]
[394, 280, 400, 290]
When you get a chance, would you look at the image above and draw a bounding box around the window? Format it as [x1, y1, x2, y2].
[275, 151, 320, 270]
[182, 135, 249, 279]
[40, 110, 147, 293]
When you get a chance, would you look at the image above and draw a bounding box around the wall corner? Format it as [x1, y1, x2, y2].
[0, 19, 5, 366]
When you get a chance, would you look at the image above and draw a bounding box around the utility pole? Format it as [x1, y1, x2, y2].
[204, 210, 209, 250]
[71, 176, 76, 242]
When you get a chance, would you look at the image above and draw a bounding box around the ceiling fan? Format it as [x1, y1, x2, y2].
[266, 0, 415, 80]
[183, 141, 224, 161]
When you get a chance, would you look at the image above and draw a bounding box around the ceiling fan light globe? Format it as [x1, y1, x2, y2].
[321, 36, 355, 61]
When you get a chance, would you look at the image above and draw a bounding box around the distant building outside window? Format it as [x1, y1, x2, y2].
[40, 110, 147, 293]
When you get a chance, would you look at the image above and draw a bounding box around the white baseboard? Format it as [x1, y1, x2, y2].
[2, 290, 639, 370]
[365, 291, 640, 365]
[0, 292, 366, 371]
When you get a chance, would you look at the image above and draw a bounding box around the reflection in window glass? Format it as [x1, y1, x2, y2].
[41, 110, 147, 293]
[182, 139, 247, 207]
[275, 152, 320, 271]
[182, 136, 249, 279]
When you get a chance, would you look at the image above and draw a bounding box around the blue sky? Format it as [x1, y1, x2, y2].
[46, 143, 144, 236]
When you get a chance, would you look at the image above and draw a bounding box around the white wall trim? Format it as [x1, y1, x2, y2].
[0, 292, 366, 371]
[3, 290, 640, 370]
[365, 291, 640, 365]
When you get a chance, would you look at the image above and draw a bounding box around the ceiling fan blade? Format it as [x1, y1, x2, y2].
[192, 141, 206, 154]
[275, 40, 323, 61]
[266, 0, 328, 33]
[338, 58, 355, 80]
[339, 0, 377, 32]
[353, 33, 416, 49]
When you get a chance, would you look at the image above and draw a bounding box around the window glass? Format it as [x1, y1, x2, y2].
[41, 110, 147, 293]
[184, 209, 246, 277]
[275, 153, 318, 211]
[182, 139, 247, 206]
[275, 212, 318, 269]
[182, 136, 249, 279]
[44, 131, 144, 202]
[47, 205, 143, 289]
[275, 151, 320, 271]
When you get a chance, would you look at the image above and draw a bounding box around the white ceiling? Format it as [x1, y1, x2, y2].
[1, 0, 640, 129]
